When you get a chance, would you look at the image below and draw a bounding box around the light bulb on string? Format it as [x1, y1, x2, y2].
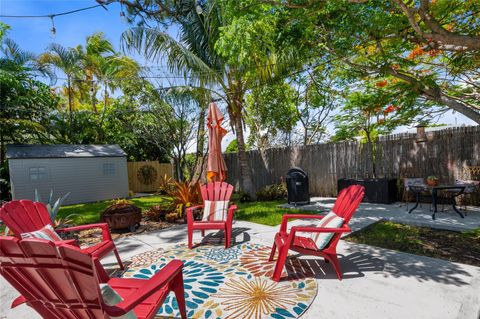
[50, 15, 56, 37]
[195, 2, 203, 15]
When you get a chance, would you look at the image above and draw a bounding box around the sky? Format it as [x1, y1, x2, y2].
[0, 0, 476, 151]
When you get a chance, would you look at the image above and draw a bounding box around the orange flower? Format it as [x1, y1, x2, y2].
[384, 104, 396, 114]
[408, 45, 425, 59]
[375, 80, 388, 87]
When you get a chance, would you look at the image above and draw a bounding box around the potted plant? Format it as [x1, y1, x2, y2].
[426, 176, 439, 187]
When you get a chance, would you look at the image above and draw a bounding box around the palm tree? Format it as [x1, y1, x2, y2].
[39, 44, 82, 119]
[82, 32, 115, 112]
[121, 1, 271, 195]
[95, 55, 141, 114]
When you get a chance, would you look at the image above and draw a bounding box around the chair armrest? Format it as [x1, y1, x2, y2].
[226, 205, 237, 225]
[57, 223, 112, 241]
[186, 205, 204, 225]
[62, 239, 79, 247]
[11, 295, 27, 308]
[290, 225, 351, 236]
[280, 214, 325, 232]
[103, 260, 184, 317]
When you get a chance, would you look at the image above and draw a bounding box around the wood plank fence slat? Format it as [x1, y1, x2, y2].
[224, 126, 480, 200]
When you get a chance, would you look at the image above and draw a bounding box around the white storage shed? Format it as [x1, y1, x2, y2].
[6, 144, 129, 205]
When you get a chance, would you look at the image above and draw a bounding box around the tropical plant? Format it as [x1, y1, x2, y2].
[108, 198, 133, 206]
[166, 181, 201, 220]
[158, 174, 174, 194]
[38, 44, 83, 118]
[143, 204, 173, 222]
[34, 189, 71, 223]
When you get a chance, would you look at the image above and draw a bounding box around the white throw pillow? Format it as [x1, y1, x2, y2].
[202, 200, 229, 221]
[100, 284, 138, 319]
[311, 211, 344, 250]
[21, 224, 62, 241]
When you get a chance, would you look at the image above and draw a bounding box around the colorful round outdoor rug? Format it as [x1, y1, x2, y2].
[121, 243, 318, 319]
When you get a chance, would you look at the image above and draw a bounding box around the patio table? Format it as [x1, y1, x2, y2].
[408, 185, 466, 220]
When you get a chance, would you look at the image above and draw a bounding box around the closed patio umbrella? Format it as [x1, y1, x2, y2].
[207, 101, 228, 182]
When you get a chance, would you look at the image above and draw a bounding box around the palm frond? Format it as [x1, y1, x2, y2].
[121, 27, 221, 86]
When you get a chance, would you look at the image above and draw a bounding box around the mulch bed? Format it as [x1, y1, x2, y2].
[76, 219, 173, 247]
[345, 220, 480, 267]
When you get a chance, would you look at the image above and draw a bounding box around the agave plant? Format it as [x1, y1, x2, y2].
[34, 189, 71, 223]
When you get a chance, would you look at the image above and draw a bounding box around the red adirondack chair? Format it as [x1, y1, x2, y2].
[0, 236, 187, 319]
[269, 185, 365, 282]
[0, 200, 124, 269]
[186, 182, 237, 249]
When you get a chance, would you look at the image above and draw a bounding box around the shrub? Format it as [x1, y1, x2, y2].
[236, 191, 252, 203]
[143, 204, 173, 222]
[256, 183, 287, 201]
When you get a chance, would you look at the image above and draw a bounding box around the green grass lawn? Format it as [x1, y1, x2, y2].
[58, 195, 316, 226]
[345, 221, 480, 266]
[234, 199, 316, 226]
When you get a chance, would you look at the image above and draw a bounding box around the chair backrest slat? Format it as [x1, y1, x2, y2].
[0, 200, 53, 237]
[0, 237, 105, 319]
[332, 185, 365, 224]
[201, 182, 234, 202]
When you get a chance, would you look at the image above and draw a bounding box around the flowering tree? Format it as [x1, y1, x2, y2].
[334, 79, 432, 177]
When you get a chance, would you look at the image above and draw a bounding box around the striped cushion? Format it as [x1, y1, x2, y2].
[311, 211, 344, 250]
[202, 200, 229, 221]
[21, 224, 62, 241]
[100, 284, 138, 319]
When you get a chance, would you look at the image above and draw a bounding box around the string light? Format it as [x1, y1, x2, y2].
[195, 1, 203, 15]
[50, 16, 56, 36]
[0, 3, 109, 35]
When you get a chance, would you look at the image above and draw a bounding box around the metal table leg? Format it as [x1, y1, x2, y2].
[451, 192, 465, 219]
[431, 188, 437, 220]
[408, 188, 420, 214]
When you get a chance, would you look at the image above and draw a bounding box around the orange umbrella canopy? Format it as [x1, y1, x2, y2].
[207, 102, 228, 182]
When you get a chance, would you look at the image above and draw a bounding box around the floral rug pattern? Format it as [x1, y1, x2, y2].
[121, 243, 317, 319]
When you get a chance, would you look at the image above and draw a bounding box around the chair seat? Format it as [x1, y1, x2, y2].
[108, 278, 169, 319]
[276, 232, 319, 251]
[192, 220, 226, 230]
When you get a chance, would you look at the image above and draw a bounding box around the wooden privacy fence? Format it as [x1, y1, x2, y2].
[224, 126, 480, 198]
[127, 161, 173, 193]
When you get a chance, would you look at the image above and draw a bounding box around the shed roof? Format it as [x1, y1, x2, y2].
[6, 144, 126, 159]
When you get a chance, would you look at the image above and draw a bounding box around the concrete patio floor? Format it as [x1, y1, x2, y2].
[280, 198, 480, 232]
[1, 204, 479, 319]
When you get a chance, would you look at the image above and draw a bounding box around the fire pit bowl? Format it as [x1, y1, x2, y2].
[101, 201, 142, 231]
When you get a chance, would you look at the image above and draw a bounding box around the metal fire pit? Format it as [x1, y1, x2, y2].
[101, 204, 142, 231]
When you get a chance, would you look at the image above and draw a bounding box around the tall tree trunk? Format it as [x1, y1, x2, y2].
[67, 76, 73, 125]
[192, 106, 206, 183]
[365, 130, 377, 178]
[0, 133, 4, 168]
[91, 80, 97, 113]
[231, 104, 255, 197]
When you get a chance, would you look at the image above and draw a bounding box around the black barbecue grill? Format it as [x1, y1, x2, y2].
[286, 167, 310, 206]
